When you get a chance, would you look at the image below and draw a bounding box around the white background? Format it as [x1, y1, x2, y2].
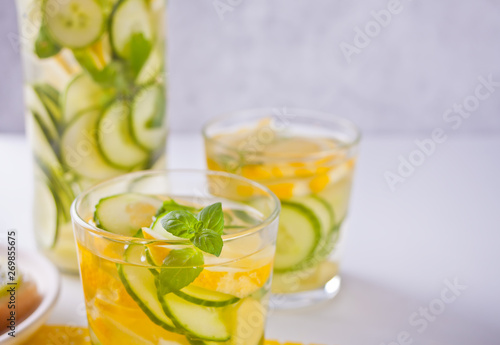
[1, 134, 500, 344]
[1, 0, 500, 134]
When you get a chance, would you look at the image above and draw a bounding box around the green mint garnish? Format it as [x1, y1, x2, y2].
[35, 26, 61, 59]
[128, 32, 152, 77]
[155, 198, 199, 217]
[197, 202, 224, 235]
[161, 202, 225, 257]
[160, 210, 198, 238]
[192, 230, 223, 257]
[157, 202, 225, 294]
[157, 248, 204, 295]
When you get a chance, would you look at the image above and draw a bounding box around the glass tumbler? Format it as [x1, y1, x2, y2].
[203, 108, 361, 308]
[71, 170, 280, 344]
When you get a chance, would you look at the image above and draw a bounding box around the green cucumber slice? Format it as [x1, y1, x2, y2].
[131, 85, 167, 151]
[233, 298, 265, 345]
[110, 0, 154, 59]
[28, 114, 61, 176]
[117, 245, 178, 332]
[158, 293, 230, 342]
[62, 73, 111, 123]
[309, 195, 335, 232]
[94, 193, 162, 236]
[26, 86, 59, 141]
[33, 171, 59, 249]
[33, 84, 62, 126]
[186, 339, 221, 345]
[273, 201, 321, 272]
[97, 101, 149, 169]
[43, 0, 104, 49]
[310, 194, 339, 259]
[174, 285, 239, 308]
[294, 195, 335, 257]
[36, 83, 60, 104]
[61, 109, 125, 180]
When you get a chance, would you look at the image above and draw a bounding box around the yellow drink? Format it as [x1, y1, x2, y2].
[203, 110, 360, 306]
[71, 171, 280, 344]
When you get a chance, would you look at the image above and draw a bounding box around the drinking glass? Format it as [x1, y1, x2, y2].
[71, 170, 280, 344]
[203, 108, 360, 308]
[15, 0, 168, 272]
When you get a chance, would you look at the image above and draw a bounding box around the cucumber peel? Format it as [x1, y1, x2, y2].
[274, 201, 321, 272]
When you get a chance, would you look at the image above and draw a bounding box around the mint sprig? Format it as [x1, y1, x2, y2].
[157, 202, 225, 294]
[161, 202, 224, 257]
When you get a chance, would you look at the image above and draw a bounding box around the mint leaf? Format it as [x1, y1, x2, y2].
[128, 32, 152, 77]
[160, 202, 226, 257]
[161, 210, 199, 239]
[157, 248, 204, 295]
[156, 199, 199, 217]
[197, 202, 224, 234]
[35, 26, 61, 59]
[145, 88, 166, 128]
[192, 230, 223, 257]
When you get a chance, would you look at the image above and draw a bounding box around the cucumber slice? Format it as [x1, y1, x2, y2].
[273, 201, 321, 272]
[110, 0, 154, 59]
[33, 84, 62, 126]
[174, 285, 239, 308]
[233, 298, 265, 345]
[294, 195, 334, 254]
[158, 293, 230, 342]
[33, 172, 59, 249]
[26, 86, 59, 141]
[97, 101, 149, 169]
[61, 109, 125, 180]
[117, 245, 178, 332]
[62, 73, 111, 123]
[94, 193, 162, 236]
[27, 114, 61, 176]
[309, 195, 339, 259]
[131, 85, 167, 150]
[43, 0, 104, 49]
[186, 339, 221, 345]
[310, 195, 335, 231]
[37, 83, 60, 104]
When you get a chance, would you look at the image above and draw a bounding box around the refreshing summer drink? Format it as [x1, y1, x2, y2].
[203, 109, 360, 307]
[15, 0, 168, 272]
[71, 171, 280, 344]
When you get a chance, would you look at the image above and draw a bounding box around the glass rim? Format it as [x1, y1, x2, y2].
[202, 107, 362, 162]
[70, 169, 281, 246]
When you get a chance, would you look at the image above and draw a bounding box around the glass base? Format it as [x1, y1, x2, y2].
[269, 275, 341, 310]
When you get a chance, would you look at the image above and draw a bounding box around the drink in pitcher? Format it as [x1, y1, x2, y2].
[15, 0, 168, 272]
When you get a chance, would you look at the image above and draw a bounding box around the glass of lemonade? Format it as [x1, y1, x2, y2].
[71, 170, 280, 344]
[203, 108, 360, 308]
[15, 0, 168, 272]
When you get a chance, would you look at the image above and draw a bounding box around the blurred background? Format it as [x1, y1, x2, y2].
[1, 0, 499, 344]
[1, 0, 500, 134]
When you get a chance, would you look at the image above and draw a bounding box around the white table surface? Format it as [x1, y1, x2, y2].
[1, 133, 499, 345]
